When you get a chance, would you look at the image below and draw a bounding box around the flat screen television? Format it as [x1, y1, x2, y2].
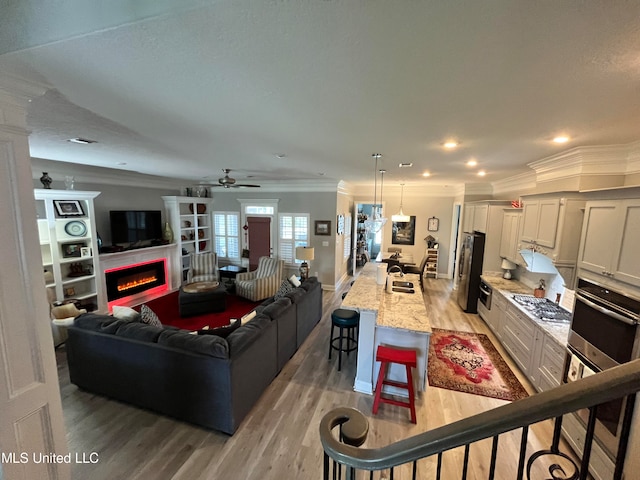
[109, 210, 162, 244]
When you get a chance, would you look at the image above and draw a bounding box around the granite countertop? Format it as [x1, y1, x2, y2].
[342, 262, 431, 334]
[481, 274, 569, 346]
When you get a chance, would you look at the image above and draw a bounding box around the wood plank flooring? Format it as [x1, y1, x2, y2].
[56, 278, 579, 479]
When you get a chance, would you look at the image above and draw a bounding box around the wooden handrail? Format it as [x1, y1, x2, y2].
[320, 358, 640, 471]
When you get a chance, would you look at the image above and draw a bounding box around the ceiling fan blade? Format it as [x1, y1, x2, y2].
[232, 184, 261, 188]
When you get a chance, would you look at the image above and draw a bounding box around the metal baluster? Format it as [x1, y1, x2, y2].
[436, 452, 443, 480]
[488, 435, 499, 480]
[580, 406, 598, 480]
[462, 444, 470, 480]
[390, 467, 394, 480]
[614, 394, 636, 480]
[412, 460, 417, 480]
[551, 415, 563, 453]
[324, 452, 330, 480]
[516, 426, 529, 480]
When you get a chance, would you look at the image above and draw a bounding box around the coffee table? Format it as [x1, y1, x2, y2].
[179, 281, 227, 317]
[219, 265, 247, 293]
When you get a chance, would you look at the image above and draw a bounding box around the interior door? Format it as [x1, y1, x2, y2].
[247, 216, 272, 270]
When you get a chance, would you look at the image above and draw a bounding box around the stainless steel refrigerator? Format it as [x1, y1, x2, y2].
[457, 232, 485, 313]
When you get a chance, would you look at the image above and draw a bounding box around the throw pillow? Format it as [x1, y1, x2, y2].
[288, 275, 301, 288]
[140, 304, 162, 328]
[274, 279, 295, 299]
[241, 310, 257, 325]
[112, 305, 141, 322]
[197, 318, 240, 338]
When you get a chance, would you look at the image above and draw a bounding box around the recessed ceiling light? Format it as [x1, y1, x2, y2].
[275, 153, 287, 158]
[443, 140, 459, 149]
[466, 159, 478, 167]
[116, 162, 127, 166]
[553, 136, 570, 144]
[317, 172, 325, 176]
[68, 137, 97, 144]
[477, 170, 486, 177]
[399, 163, 413, 168]
[422, 171, 431, 177]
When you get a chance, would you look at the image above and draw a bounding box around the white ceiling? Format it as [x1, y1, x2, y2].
[1, 1, 639, 190]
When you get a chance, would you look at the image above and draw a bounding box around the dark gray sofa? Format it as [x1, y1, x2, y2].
[65, 277, 322, 434]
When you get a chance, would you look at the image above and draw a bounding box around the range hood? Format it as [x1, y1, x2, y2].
[517, 249, 560, 275]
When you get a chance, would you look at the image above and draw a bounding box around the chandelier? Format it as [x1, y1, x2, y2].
[363, 153, 388, 233]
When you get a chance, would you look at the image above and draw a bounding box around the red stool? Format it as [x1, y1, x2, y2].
[372, 345, 417, 424]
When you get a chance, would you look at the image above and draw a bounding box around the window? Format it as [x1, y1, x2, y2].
[213, 212, 240, 259]
[246, 206, 275, 215]
[279, 213, 309, 264]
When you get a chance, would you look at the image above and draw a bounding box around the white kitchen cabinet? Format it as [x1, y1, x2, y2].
[534, 334, 566, 392]
[520, 198, 560, 248]
[35, 189, 102, 312]
[578, 199, 640, 288]
[502, 303, 537, 376]
[488, 290, 506, 340]
[472, 204, 488, 233]
[162, 196, 214, 282]
[462, 204, 475, 233]
[499, 209, 522, 263]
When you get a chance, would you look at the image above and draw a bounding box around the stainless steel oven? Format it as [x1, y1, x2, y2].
[564, 277, 640, 461]
[479, 280, 492, 309]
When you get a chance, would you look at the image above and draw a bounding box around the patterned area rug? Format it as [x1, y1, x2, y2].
[428, 328, 529, 401]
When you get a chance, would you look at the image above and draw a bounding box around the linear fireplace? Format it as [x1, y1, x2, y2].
[105, 259, 167, 302]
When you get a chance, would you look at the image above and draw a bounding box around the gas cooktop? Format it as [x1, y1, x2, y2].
[512, 294, 572, 323]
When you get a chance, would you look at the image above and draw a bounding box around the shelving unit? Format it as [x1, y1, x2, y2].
[356, 211, 369, 267]
[425, 247, 439, 278]
[162, 196, 214, 282]
[34, 189, 102, 311]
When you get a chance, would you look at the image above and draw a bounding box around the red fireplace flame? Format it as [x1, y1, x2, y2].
[117, 275, 158, 292]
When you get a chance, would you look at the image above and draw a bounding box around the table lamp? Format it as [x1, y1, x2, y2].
[295, 246, 315, 280]
[501, 258, 517, 279]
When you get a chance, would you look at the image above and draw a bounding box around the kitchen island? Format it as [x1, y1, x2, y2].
[342, 262, 432, 396]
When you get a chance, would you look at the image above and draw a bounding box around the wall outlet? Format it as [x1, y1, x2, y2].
[322, 241, 329, 247]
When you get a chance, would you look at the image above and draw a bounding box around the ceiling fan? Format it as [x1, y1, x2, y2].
[209, 169, 260, 188]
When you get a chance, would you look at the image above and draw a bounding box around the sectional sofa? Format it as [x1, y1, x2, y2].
[65, 277, 322, 434]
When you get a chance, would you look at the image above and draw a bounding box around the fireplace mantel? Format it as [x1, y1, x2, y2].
[98, 244, 180, 312]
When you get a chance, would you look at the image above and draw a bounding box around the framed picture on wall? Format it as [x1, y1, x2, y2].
[391, 216, 416, 245]
[315, 220, 331, 236]
[54, 200, 84, 217]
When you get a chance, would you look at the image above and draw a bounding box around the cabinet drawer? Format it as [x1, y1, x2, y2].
[506, 306, 535, 340]
[502, 324, 531, 374]
[539, 338, 565, 384]
[561, 413, 613, 480]
[493, 292, 507, 310]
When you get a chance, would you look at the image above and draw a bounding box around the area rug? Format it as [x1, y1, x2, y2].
[428, 328, 528, 401]
[135, 291, 261, 331]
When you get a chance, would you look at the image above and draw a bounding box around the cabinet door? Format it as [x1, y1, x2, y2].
[508, 212, 522, 261]
[462, 204, 475, 233]
[499, 212, 513, 259]
[578, 201, 618, 276]
[610, 199, 640, 287]
[520, 200, 539, 244]
[473, 204, 488, 233]
[535, 198, 560, 248]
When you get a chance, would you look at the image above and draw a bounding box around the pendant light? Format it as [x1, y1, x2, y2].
[363, 153, 388, 233]
[392, 183, 410, 222]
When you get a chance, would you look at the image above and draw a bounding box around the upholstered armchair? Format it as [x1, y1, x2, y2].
[235, 256, 284, 301]
[187, 252, 219, 283]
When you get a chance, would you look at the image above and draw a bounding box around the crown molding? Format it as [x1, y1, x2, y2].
[0, 73, 49, 106]
[491, 171, 537, 196]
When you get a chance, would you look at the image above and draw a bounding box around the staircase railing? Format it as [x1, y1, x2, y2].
[320, 358, 640, 480]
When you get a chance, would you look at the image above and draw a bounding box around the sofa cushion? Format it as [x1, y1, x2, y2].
[226, 314, 271, 355]
[112, 305, 141, 322]
[157, 329, 229, 358]
[286, 288, 306, 304]
[301, 276, 319, 292]
[197, 318, 240, 338]
[140, 304, 162, 327]
[259, 297, 292, 320]
[73, 313, 125, 334]
[115, 321, 164, 342]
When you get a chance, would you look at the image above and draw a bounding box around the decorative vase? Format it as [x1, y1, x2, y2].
[40, 172, 53, 189]
[163, 222, 174, 243]
[64, 175, 75, 190]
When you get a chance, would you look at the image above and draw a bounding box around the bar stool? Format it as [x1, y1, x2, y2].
[328, 309, 359, 371]
[372, 345, 417, 424]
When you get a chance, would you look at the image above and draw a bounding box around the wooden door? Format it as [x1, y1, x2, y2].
[247, 216, 272, 270]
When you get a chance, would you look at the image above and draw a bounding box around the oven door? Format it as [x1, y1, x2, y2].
[479, 281, 492, 309]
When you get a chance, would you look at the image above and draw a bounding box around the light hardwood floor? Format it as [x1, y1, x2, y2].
[56, 278, 578, 479]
